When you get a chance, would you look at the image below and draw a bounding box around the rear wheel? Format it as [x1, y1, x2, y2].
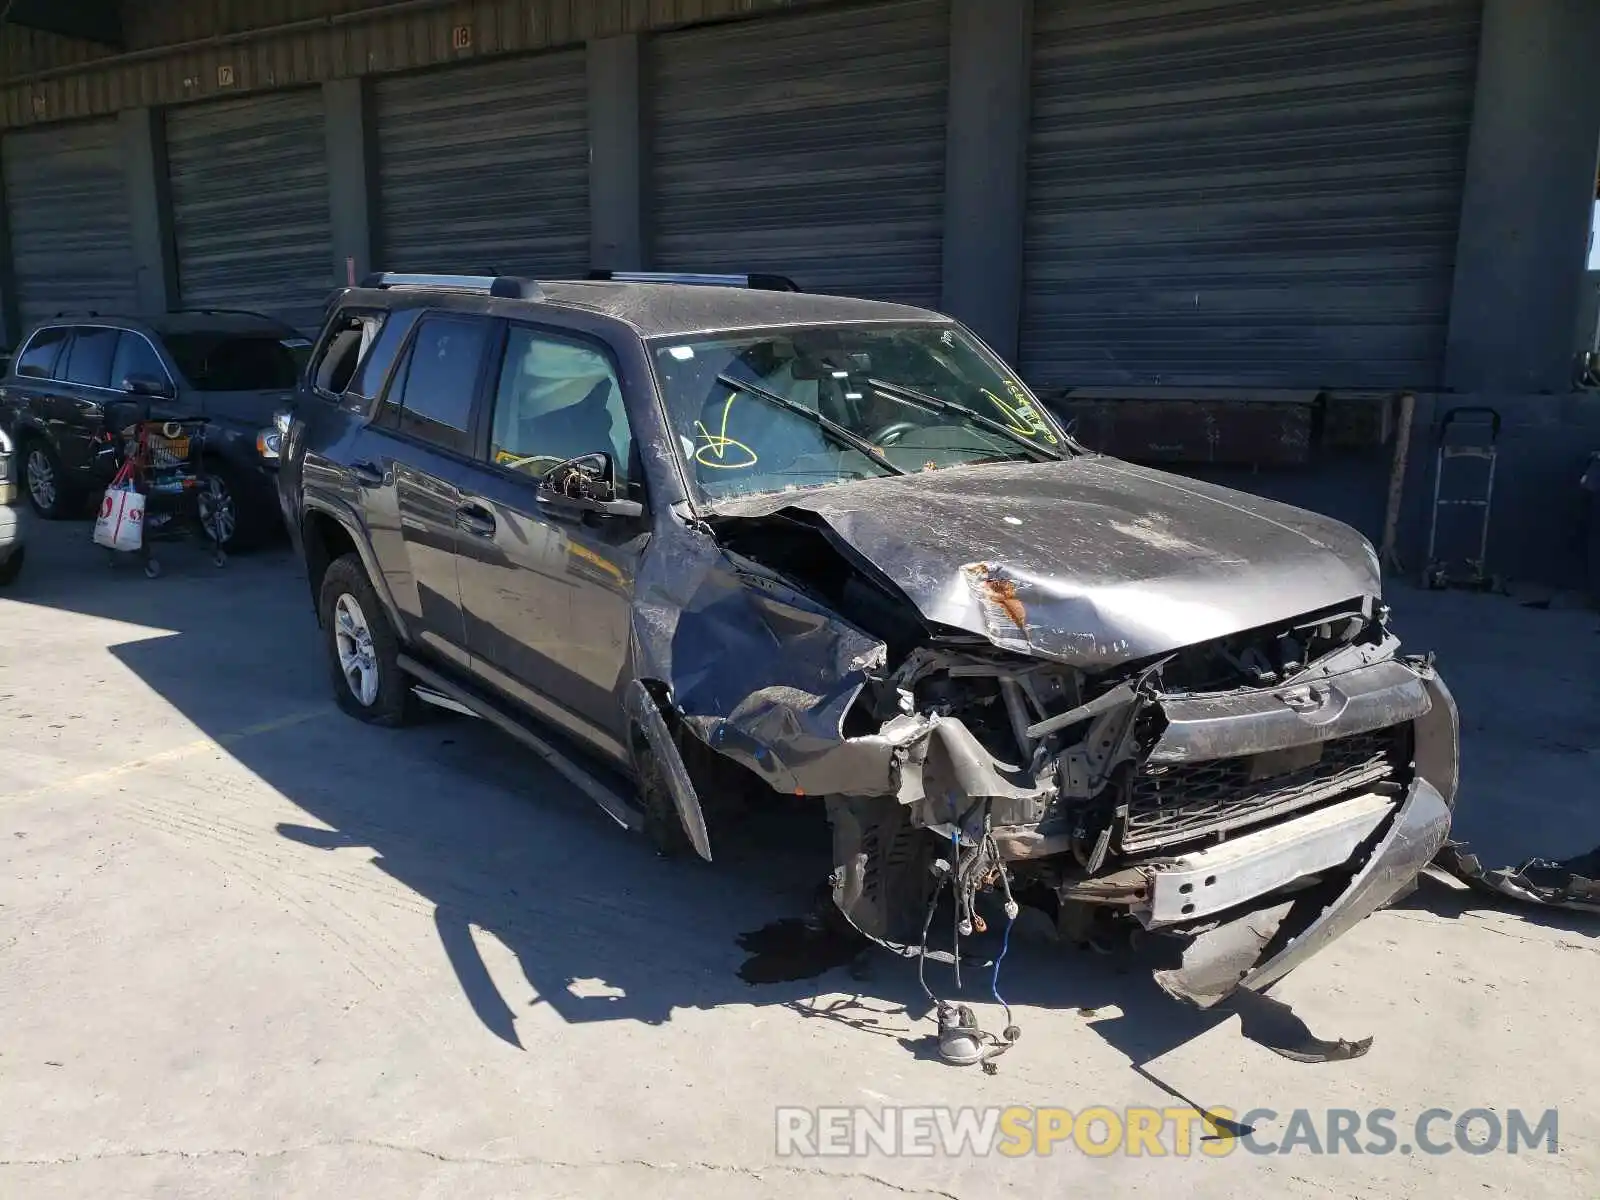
[23, 440, 74, 519]
[0, 546, 23, 587]
[319, 553, 416, 726]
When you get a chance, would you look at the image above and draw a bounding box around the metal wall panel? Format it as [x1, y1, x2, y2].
[166, 88, 334, 333]
[373, 50, 590, 278]
[1, 118, 138, 332]
[650, 0, 949, 306]
[4, 0, 834, 130]
[1022, 0, 1482, 392]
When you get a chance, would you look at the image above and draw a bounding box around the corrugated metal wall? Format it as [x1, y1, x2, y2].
[165, 89, 334, 332]
[1, 118, 138, 332]
[1021, 0, 1482, 392]
[374, 51, 589, 279]
[649, 0, 949, 305]
[4, 0, 833, 130]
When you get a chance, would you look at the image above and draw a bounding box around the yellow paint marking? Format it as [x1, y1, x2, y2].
[694, 391, 760, 469]
[6, 707, 330, 805]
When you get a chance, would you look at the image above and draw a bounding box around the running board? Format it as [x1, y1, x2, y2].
[397, 655, 644, 834]
[412, 687, 477, 717]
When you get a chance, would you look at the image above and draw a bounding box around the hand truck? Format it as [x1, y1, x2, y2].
[1424, 405, 1501, 590]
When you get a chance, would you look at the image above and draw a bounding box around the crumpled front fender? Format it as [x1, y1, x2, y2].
[1154, 777, 1453, 1008]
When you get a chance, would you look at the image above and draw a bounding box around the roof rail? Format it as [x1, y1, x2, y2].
[586, 270, 801, 292]
[169, 306, 287, 324]
[359, 272, 545, 300]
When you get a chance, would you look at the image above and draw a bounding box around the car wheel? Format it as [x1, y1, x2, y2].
[23, 439, 73, 519]
[319, 553, 416, 727]
[631, 723, 692, 857]
[0, 546, 23, 587]
[198, 463, 264, 551]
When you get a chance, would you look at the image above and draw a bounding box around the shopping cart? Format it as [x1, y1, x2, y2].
[96, 403, 227, 578]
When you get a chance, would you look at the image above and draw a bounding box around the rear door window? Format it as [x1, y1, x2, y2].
[345, 311, 417, 406]
[60, 327, 120, 389]
[165, 334, 300, 391]
[13, 327, 69, 379]
[109, 332, 169, 391]
[385, 316, 489, 455]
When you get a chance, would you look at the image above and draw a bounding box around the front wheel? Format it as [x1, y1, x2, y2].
[0, 546, 23, 587]
[319, 553, 416, 726]
[198, 465, 258, 551]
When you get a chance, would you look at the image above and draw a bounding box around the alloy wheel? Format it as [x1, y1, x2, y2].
[26, 448, 55, 511]
[333, 592, 380, 707]
[198, 475, 237, 546]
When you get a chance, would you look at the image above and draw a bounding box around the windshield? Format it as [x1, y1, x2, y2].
[165, 333, 301, 391]
[650, 323, 1068, 504]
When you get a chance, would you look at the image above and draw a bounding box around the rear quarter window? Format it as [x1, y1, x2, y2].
[14, 327, 70, 379]
[308, 308, 399, 410]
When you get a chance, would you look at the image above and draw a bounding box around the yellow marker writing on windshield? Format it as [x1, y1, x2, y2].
[984, 385, 1060, 446]
[694, 391, 759, 469]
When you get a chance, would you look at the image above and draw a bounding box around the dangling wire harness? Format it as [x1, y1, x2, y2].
[917, 809, 1023, 1073]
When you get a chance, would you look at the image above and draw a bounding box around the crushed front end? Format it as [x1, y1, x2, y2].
[820, 596, 1458, 1007]
[658, 553, 1458, 1009]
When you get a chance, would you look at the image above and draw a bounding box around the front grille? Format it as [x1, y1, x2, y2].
[1117, 725, 1409, 856]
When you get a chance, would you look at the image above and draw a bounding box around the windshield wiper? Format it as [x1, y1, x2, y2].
[713, 373, 907, 477]
[866, 378, 1065, 461]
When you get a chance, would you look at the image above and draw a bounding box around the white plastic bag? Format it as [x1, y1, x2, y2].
[94, 485, 145, 552]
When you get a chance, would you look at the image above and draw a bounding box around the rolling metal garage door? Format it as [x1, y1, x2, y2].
[1, 119, 137, 338]
[651, 0, 949, 306]
[166, 90, 333, 334]
[1022, 0, 1482, 391]
[373, 51, 590, 280]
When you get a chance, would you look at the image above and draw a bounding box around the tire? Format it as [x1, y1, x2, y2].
[0, 546, 23, 587]
[631, 722, 692, 857]
[198, 461, 267, 552]
[319, 553, 416, 726]
[22, 438, 75, 519]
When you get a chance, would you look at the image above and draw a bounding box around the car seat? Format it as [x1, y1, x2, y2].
[514, 377, 617, 470]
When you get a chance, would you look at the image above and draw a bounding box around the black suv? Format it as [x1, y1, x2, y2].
[280, 272, 1456, 1016]
[0, 312, 310, 548]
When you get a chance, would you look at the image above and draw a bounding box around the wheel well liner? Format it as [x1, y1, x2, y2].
[301, 508, 357, 621]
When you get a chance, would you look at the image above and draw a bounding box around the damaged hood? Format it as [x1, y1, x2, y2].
[709, 457, 1380, 668]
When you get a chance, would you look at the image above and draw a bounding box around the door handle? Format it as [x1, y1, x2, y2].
[454, 503, 496, 538]
[351, 460, 385, 487]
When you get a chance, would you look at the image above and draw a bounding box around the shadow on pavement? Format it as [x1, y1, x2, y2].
[0, 520, 1509, 1076]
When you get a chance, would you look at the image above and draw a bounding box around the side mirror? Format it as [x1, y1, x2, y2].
[538, 452, 644, 519]
[124, 373, 175, 399]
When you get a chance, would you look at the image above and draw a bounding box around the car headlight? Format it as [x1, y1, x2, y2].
[0, 429, 14, 503]
[257, 410, 292, 461]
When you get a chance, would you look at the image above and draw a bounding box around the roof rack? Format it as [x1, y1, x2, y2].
[169, 306, 287, 324]
[359, 272, 546, 300]
[586, 270, 800, 292]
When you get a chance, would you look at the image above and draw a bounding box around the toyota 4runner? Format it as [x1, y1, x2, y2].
[279, 272, 1458, 1016]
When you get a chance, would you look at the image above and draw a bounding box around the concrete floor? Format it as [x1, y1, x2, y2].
[1, 518, 1597, 1199]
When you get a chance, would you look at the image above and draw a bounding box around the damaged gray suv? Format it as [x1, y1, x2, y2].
[281, 272, 1458, 1019]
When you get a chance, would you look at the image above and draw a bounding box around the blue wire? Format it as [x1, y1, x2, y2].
[992, 912, 1013, 1011]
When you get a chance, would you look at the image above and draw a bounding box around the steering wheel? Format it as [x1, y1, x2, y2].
[867, 420, 921, 448]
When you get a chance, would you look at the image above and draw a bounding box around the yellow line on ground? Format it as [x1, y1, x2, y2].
[5, 706, 332, 805]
